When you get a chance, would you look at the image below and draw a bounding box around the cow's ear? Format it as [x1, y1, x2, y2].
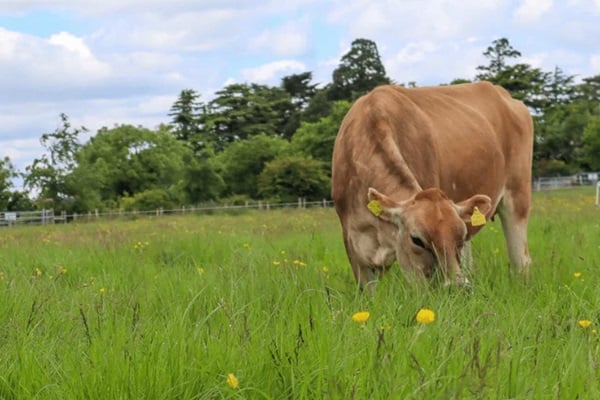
[367, 188, 405, 222]
[454, 194, 492, 225]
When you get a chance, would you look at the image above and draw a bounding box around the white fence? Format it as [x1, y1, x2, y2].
[0, 199, 334, 228]
[0, 209, 55, 227]
[532, 172, 599, 191]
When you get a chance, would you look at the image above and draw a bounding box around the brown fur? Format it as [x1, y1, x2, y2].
[331, 82, 533, 289]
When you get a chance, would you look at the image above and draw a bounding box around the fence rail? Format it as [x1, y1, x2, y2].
[0, 199, 334, 228]
[2, 173, 599, 228]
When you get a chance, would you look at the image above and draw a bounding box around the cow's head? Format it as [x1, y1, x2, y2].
[367, 187, 492, 286]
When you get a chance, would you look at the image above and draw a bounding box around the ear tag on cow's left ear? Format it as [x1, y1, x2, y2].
[367, 200, 383, 217]
[470, 207, 486, 227]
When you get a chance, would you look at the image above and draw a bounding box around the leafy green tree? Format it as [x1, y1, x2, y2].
[258, 156, 330, 201]
[204, 83, 294, 150]
[543, 66, 575, 106]
[301, 88, 333, 123]
[281, 72, 318, 110]
[575, 74, 600, 103]
[534, 101, 591, 170]
[476, 38, 548, 112]
[280, 72, 319, 138]
[290, 101, 351, 168]
[476, 38, 522, 79]
[0, 156, 17, 210]
[71, 125, 192, 210]
[183, 146, 224, 203]
[24, 113, 85, 210]
[217, 134, 288, 198]
[329, 38, 391, 101]
[168, 89, 205, 145]
[581, 116, 600, 171]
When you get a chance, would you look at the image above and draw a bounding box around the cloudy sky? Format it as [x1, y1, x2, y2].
[1, 0, 599, 185]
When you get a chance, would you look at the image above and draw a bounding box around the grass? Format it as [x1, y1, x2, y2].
[0, 187, 598, 399]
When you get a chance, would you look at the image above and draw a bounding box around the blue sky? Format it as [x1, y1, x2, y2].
[1, 0, 599, 186]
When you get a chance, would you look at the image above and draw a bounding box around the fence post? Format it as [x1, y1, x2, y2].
[596, 181, 600, 206]
[61, 211, 66, 223]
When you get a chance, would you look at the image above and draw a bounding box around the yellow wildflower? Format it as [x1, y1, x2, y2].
[578, 319, 592, 328]
[99, 287, 106, 294]
[272, 261, 281, 266]
[352, 311, 370, 323]
[574, 272, 582, 278]
[226, 373, 239, 389]
[416, 308, 435, 325]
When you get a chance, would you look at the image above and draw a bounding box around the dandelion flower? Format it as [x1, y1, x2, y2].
[352, 311, 370, 323]
[578, 319, 592, 328]
[416, 308, 435, 325]
[99, 287, 106, 294]
[574, 272, 582, 278]
[226, 373, 239, 389]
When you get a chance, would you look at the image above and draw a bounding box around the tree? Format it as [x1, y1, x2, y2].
[258, 156, 330, 201]
[0, 156, 17, 210]
[71, 125, 193, 210]
[204, 83, 294, 150]
[281, 72, 318, 110]
[476, 38, 548, 112]
[24, 113, 85, 210]
[543, 66, 575, 106]
[476, 38, 521, 79]
[329, 38, 391, 101]
[168, 89, 205, 144]
[217, 134, 289, 198]
[301, 88, 333, 123]
[534, 101, 591, 171]
[290, 100, 351, 168]
[581, 116, 600, 171]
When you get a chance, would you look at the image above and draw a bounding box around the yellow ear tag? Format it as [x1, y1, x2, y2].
[470, 207, 486, 227]
[367, 200, 383, 217]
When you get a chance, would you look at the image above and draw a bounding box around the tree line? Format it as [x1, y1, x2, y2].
[1, 37, 599, 212]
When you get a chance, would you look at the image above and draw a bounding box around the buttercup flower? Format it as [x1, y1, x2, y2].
[578, 319, 592, 328]
[574, 272, 582, 278]
[226, 373, 239, 389]
[416, 308, 435, 324]
[352, 311, 370, 323]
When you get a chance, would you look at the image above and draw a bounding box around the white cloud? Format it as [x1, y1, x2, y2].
[514, 0, 553, 23]
[241, 60, 306, 83]
[250, 20, 309, 56]
[590, 54, 600, 71]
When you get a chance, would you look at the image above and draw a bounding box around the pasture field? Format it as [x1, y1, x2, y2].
[0, 187, 599, 399]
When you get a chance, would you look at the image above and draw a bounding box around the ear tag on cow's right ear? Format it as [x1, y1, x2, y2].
[470, 207, 486, 227]
[367, 200, 383, 217]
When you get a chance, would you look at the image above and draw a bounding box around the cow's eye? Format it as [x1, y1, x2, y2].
[410, 235, 426, 249]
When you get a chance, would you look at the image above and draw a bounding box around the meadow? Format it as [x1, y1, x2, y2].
[0, 187, 599, 399]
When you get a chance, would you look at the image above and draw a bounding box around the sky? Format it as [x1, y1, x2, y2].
[1, 0, 599, 187]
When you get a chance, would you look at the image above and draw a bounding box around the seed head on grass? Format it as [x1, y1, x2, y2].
[226, 373, 239, 389]
[352, 311, 370, 323]
[416, 308, 435, 325]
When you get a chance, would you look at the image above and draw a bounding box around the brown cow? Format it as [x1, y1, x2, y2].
[331, 82, 533, 289]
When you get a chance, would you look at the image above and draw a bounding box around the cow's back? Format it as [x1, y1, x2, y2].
[331, 82, 533, 217]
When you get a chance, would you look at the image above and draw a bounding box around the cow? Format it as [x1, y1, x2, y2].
[331, 82, 533, 290]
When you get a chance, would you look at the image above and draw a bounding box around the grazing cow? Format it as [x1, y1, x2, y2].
[331, 82, 533, 289]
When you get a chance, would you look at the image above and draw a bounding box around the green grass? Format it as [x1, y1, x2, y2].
[0, 187, 599, 399]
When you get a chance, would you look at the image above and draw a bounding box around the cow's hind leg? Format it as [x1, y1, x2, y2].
[497, 190, 531, 278]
